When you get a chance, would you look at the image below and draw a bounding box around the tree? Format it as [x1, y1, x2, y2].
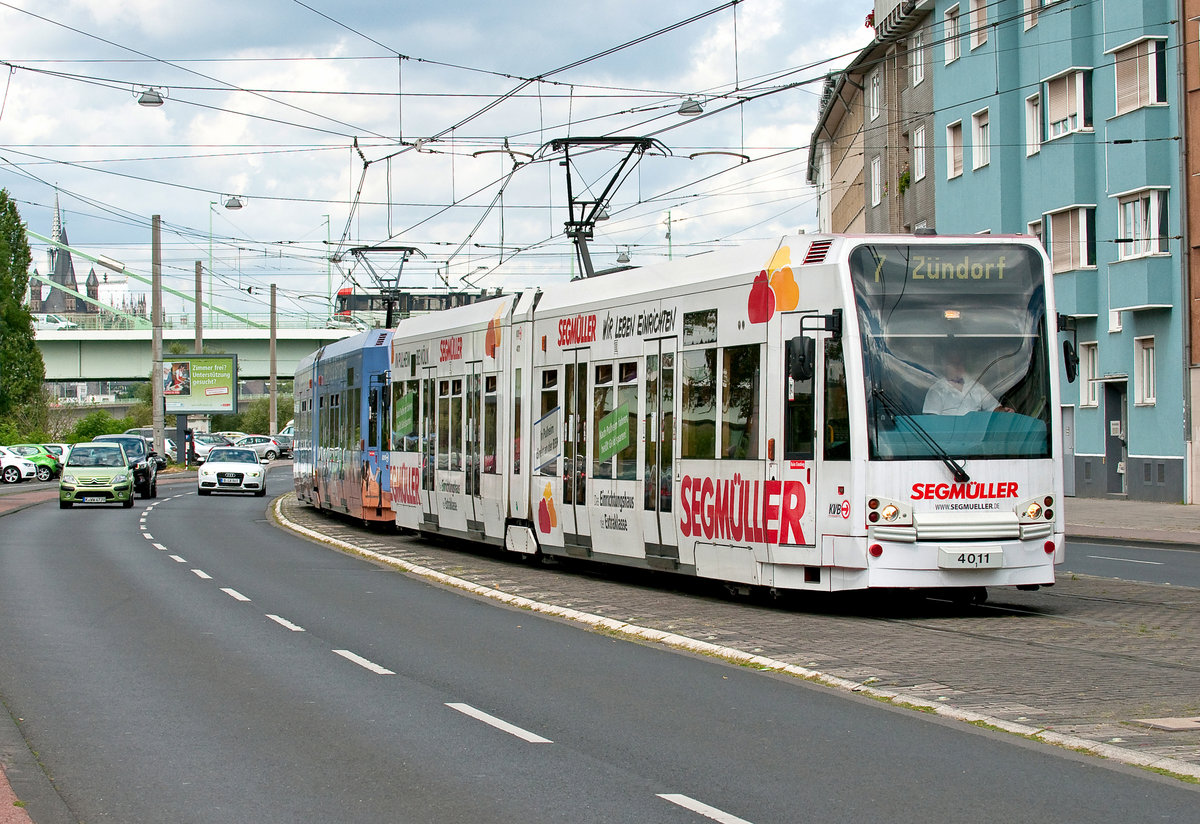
[0, 190, 46, 423]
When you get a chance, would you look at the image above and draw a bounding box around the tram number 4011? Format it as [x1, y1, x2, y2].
[937, 548, 1004, 569]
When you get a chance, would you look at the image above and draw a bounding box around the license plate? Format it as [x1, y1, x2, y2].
[939, 547, 1003, 569]
[219, 478, 240, 485]
[83, 496, 105, 503]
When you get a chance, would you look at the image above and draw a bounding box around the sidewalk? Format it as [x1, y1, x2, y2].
[1063, 495, 1200, 546]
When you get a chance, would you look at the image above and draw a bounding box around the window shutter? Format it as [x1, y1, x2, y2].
[1114, 44, 1140, 115]
[1047, 77, 1067, 125]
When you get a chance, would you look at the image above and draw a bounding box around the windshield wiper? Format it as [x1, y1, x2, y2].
[871, 386, 970, 483]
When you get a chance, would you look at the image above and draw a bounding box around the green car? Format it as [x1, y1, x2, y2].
[7, 444, 61, 482]
[59, 442, 135, 509]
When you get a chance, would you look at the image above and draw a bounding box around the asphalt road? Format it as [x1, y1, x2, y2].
[0, 483, 1197, 822]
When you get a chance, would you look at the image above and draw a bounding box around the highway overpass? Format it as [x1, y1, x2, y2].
[35, 327, 359, 381]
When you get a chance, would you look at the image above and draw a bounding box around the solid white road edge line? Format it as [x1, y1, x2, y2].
[657, 794, 754, 824]
[445, 703, 552, 743]
[333, 649, 394, 675]
[272, 494, 1200, 781]
[266, 614, 306, 632]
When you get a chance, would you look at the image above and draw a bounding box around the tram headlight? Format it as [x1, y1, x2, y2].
[1024, 502, 1042, 520]
[880, 504, 901, 522]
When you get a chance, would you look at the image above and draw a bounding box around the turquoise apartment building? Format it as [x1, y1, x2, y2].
[930, 0, 1185, 500]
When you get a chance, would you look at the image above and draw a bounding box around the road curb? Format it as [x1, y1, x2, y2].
[271, 494, 1200, 783]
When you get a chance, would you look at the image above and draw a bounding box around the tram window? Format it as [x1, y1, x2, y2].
[438, 381, 451, 471]
[564, 363, 587, 504]
[616, 361, 638, 479]
[513, 369, 522, 474]
[466, 372, 480, 493]
[484, 375, 498, 474]
[593, 364, 614, 480]
[392, 380, 419, 451]
[367, 387, 379, 448]
[785, 341, 816, 460]
[451, 379, 463, 471]
[722, 344, 761, 460]
[824, 338, 851, 460]
[644, 355, 659, 511]
[681, 348, 717, 459]
[538, 369, 559, 477]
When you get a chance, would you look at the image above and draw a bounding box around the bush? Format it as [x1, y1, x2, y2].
[65, 411, 137, 443]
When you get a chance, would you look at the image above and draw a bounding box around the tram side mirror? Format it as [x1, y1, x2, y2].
[788, 336, 815, 382]
[1062, 340, 1079, 384]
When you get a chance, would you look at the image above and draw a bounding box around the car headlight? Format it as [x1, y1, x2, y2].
[63, 474, 77, 484]
[113, 474, 129, 483]
[248, 470, 262, 478]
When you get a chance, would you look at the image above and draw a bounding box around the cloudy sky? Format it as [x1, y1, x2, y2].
[0, 0, 870, 320]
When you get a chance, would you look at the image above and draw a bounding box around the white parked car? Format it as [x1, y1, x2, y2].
[31, 313, 78, 331]
[234, 435, 282, 461]
[197, 447, 267, 497]
[0, 446, 39, 484]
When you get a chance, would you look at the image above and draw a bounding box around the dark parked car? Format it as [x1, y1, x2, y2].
[269, 431, 293, 457]
[92, 434, 163, 498]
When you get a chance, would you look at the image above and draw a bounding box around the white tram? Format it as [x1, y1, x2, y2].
[315, 234, 1064, 594]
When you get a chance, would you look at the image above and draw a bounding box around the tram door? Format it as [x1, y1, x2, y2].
[641, 338, 677, 552]
[561, 349, 590, 542]
[421, 367, 437, 517]
[465, 361, 483, 528]
[779, 313, 818, 549]
[365, 372, 390, 518]
[435, 372, 468, 531]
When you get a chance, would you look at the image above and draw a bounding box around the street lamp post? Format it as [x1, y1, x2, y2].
[208, 196, 246, 328]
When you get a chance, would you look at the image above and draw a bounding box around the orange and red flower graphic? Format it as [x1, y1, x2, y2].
[747, 246, 799, 323]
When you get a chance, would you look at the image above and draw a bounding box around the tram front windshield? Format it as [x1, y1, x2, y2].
[849, 243, 1052, 461]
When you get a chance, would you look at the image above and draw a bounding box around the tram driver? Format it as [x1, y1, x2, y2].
[923, 350, 1013, 415]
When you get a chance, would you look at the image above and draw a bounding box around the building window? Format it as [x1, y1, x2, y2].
[1113, 38, 1167, 116]
[910, 30, 925, 86]
[946, 121, 963, 179]
[1045, 70, 1091, 139]
[913, 125, 927, 181]
[1080, 342, 1098, 406]
[1024, 0, 1038, 29]
[869, 70, 881, 120]
[1115, 188, 1168, 259]
[969, 0, 988, 49]
[871, 156, 882, 206]
[972, 108, 990, 169]
[1046, 206, 1096, 273]
[945, 6, 960, 64]
[1025, 94, 1041, 156]
[1028, 219, 1043, 248]
[1135, 337, 1155, 405]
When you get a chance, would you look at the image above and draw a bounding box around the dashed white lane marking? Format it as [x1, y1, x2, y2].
[191, 569, 212, 579]
[152, 543, 169, 551]
[657, 794, 754, 824]
[169, 555, 187, 564]
[445, 703, 552, 744]
[142, 533, 154, 540]
[266, 614, 306, 632]
[333, 649, 395, 675]
[1086, 555, 1163, 565]
[221, 587, 250, 602]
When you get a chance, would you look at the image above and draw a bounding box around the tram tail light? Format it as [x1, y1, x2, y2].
[866, 496, 911, 526]
[1044, 541, 1056, 554]
[869, 544, 883, 557]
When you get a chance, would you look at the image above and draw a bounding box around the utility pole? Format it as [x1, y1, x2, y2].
[269, 283, 278, 436]
[194, 261, 203, 353]
[151, 215, 165, 458]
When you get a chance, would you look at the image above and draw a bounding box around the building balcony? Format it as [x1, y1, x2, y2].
[1109, 254, 1177, 312]
[1052, 267, 1099, 318]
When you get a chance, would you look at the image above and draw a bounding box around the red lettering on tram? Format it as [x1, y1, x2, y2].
[390, 465, 421, 506]
[439, 336, 463, 362]
[910, 481, 1019, 500]
[557, 314, 598, 347]
[678, 475, 807, 545]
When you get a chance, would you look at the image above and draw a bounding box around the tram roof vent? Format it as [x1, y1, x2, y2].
[802, 239, 833, 265]
[373, 332, 388, 347]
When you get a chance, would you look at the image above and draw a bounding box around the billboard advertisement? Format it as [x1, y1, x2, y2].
[162, 354, 238, 415]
